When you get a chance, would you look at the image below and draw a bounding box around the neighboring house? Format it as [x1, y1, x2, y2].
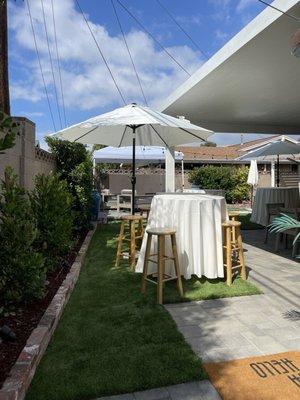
[176, 135, 300, 188]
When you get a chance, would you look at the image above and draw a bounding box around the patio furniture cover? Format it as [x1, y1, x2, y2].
[251, 187, 300, 226]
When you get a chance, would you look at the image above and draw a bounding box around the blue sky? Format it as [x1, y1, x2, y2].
[8, 0, 269, 147]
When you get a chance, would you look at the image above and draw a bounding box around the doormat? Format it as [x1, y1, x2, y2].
[204, 351, 300, 400]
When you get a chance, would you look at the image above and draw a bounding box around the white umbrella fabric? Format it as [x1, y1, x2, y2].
[247, 160, 259, 186]
[240, 139, 300, 187]
[247, 160, 259, 207]
[52, 103, 212, 213]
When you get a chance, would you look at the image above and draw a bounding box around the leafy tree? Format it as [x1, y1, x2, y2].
[0, 111, 18, 153]
[188, 165, 250, 203]
[0, 167, 45, 316]
[201, 141, 217, 147]
[46, 137, 93, 231]
[30, 173, 74, 271]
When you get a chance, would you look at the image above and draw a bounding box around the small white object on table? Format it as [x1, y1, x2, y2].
[251, 187, 300, 226]
[136, 194, 228, 279]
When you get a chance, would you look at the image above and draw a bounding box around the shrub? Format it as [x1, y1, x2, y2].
[46, 137, 93, 231]
[0, 167, 45, 315]
[30, 173, 74, 271]
[0, 111, 18, 153]
[188, 165, 250, 203]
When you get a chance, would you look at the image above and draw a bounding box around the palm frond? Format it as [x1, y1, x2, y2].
[269, 214, 300, 234]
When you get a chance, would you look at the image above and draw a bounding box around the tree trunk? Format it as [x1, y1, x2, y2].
[0, 0, 10, 115]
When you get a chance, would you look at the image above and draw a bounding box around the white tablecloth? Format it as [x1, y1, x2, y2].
[251, 187, 300, 226]
[136, 194, 228, 279]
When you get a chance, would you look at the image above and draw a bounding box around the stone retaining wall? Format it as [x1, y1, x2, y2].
[0, 226, 96, 400]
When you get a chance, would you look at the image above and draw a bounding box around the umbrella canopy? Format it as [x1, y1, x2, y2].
[239, 139, 300, 187]
[51, 103, 212, 214]
[94, 146, 183, 164]
[247, 160, 259, 186]
[239, 140, 300, 159]
[51, 103, 212, 146]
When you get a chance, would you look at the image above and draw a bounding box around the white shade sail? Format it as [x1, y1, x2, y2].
[51, 103, 212, 147]
[94, 146, 183, 164]
[247, 160, 259, 186]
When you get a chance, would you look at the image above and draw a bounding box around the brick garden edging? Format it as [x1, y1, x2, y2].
[0, 226, 97, 400]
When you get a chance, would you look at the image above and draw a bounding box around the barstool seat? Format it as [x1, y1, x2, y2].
[146, 227, 176, 235]
[222, 220, 246, 286]
[115, 214, 145, 269]
[141, 227, 183, 304]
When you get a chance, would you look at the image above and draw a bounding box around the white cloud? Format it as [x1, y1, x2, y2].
[9, 0, 203, 116]
[236, 0, 256, 13]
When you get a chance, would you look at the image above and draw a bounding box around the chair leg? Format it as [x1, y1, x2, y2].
[157, 235, 164, 304]
[141, 233, 152, 293]
[226, 226, 232, 286]
[171, 234, 183, 297]
[275, 233, 280, 252]
[115, 220, 125, 267]
[236, 227, 246, 280]
[130, 220, 136, 269]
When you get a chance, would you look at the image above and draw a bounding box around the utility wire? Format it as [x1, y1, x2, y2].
[116, 0, 191, 76]
[111, 0, 148, 106]
[257, 0, 300, 22]
[155, 0, 209, 59]
[40, 0, 62, 129]
[75, 0, 126, 105]
[50, 0, 68, 127]
[26, 0, 56, 131]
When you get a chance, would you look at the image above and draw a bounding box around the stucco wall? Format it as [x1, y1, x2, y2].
[0, 117, 56, 190]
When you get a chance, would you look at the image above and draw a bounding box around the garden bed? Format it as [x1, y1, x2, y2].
[0, 229, 88, 388]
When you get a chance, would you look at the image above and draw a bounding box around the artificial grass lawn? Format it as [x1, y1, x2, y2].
[26, 223, 261, 400]
[239, 213, 264, 230]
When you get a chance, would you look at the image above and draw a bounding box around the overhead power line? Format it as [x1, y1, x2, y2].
[40, 0, 62, 129]
[116, 0, 191, 76]
[50, 0, 68, 127]
[75, 0, 126, 105]
[111, 0, 148, 106]
[26, 0, 56, 131]
[257, 0, 300, 22]
[155, 0, 209, 59]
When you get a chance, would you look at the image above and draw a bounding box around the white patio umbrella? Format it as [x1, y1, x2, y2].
[240, 139, 300, 187]
[51, 103, 212, 213]
[247, 160, 259, 206]
[247, 160, 259, 186]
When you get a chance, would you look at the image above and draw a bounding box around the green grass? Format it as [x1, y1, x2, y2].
[26, 223, 261, 400]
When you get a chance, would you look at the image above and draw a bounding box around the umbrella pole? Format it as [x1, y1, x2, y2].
[131, 126, 136, 215]
[277, 154, 280, 187]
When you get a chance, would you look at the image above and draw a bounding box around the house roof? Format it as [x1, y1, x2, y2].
[177, 135, 299, 161]
[161, 0, 300, 135]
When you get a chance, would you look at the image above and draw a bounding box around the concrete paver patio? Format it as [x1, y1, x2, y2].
[99, 230, 299, 400]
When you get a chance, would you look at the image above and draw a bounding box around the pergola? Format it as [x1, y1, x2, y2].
[161, 0, 300, 190]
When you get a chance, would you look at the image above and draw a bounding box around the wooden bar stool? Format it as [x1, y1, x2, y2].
[222, 220, 246, 286]
[115, 215, 144, 269]
[141, 228, 183, 304]
[139, 204, 151, 220]
[228, 211, 240, 221]
[228, 211, 240, 242]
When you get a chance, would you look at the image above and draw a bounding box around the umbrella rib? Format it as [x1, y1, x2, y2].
[137, 104, 207, 142]
[179, 127, 206, 142]
[74, 126, 99, 142]
[150, 124, 169, 147]
[118, 125, 128, 147]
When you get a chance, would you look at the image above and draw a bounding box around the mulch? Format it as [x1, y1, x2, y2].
[0, 230, 88, 388]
